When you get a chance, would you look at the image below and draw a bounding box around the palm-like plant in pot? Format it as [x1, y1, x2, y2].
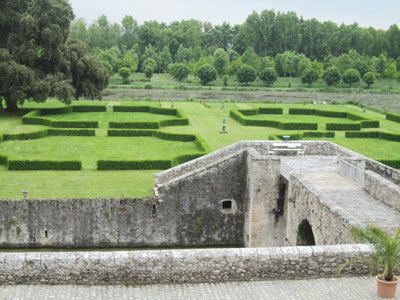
[339, 226, 400, 298]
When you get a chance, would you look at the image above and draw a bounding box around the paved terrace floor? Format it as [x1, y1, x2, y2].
[0, 277, 396, 299]
[281, 155, 400, 230]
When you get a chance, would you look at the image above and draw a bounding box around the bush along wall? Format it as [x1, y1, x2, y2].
[386, 112, 400, 123]
[8, 160, 82, 170]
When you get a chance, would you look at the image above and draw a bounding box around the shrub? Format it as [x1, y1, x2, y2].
[345, 131, 379, 138]
[315, 110, 347, 118]
[22, 110, 52, 126]
[303, 131, 335, 138]
[72, 105, 106, 112]
[8, 160, 81, 170]
[230, 110, 246, 125]
[258, 107, 283, 114]
[343, 68, 361, 87]
[0, 155, 8, 165]
[238, 109, 258, 116]
[346, 112, 367, 121]
[109, 122, 159, 129]
[289, 108, 315, 115]
[169, 63, 190, 81]
[326, 123, 361, 131]
[97, 160, 171, 170]
[360, 120, 380, 128]
[281, 123, 318, 130]
[379, 132, 400, 142]
[148, 107, 177, 115]
[197, 64, 217, 85]
[259, 68, 278, 86]
[118, 67, 131, 84]
[237, 64, 256, 85]
[51, 120, 98, 128]
[323, 67, 341, 86]
[144, 84, 152, 89]
[222, 74, 229, 86]
[386, 112, 400, 123]
[48, 129, 96, 136]
[155, 131, 196, 142]
[3, 130, 48, 141]
[378, 160, 400, 169]
[40, 107, 73, 115]
[159, 118, 189, 127]
[107, 129, 156, 137]
[113, 106, 150, 112]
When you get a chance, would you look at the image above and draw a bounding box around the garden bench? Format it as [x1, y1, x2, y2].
[271, 143, 305, 156]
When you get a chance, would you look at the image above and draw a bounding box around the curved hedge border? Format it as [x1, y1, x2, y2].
[8, 160, 82, 170]
[230, 109, 317, 130]
[386, 112, 400, 123]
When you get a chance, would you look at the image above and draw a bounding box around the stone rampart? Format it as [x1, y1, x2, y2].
[0, 244, 372, 285]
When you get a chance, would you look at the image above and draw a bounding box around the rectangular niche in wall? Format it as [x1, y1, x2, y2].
[220, 199, 237, 214]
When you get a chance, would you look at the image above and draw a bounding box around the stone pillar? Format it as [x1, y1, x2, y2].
[244, 148, 281, 247]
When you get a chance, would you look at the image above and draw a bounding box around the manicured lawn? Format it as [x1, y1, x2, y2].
[1, 100, 400, 199]
[46, 111, 178, 128]
[0, 136, 200, 170]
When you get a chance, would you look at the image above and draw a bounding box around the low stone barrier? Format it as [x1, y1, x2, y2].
[0, 245, 372, 285]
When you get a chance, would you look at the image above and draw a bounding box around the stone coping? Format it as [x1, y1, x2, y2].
[0, 244, 372, 285]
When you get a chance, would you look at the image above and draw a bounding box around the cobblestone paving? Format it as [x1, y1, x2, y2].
[0, 277, 397, 300]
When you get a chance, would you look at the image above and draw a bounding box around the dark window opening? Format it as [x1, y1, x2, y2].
[296, 219, 316, 246]
[45, 230, 48, 238]
[222, 200, 232, 209]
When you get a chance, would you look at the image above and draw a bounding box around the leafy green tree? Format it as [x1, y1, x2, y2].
[227, 59, 243, 76]
[385, 62, 397, 79]
[301, 69, 319, 87]
[144, 65, 154, 80]
[169, 63, 189, 81]
[259, 68, 277, 86]
[143, 58, 156, 80]
[335, 54, 353, 74]
[175, 44, 192, 63]
[363, 72, 375, 88]
[213, 49, 229, 77]
[117, 50, 138, 72]
[119, 67, 131, 84]
[342, 68, 361, 87]
[65, 40, 110, 99]
[94, 47, 121, 74]
[241, 47, 260, 73]
[69, 18, 89, 43]
[222, 74, 229, 86]
[227, 49, 240, 62]
[323, 67, 341, 86]
[0, 0, 77, 111]
[159, 46, 172, 73]
[196, 64, 217, 85]
[237, 64, 256, 85]
[120, 15, 138, 50]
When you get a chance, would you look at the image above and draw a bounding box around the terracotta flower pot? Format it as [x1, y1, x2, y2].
[376, 275, 399, 298]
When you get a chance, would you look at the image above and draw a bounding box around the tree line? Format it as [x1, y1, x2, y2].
[69, 10, 400, 86]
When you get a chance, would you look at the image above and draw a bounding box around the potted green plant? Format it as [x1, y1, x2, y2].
[338, 226, 400, 298]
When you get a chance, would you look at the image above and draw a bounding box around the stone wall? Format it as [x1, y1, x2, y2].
[364, 170, 400, 213]
[339, 158, 366, 187]
[0, 244, 372, 285]
[286, 174, 354, 246]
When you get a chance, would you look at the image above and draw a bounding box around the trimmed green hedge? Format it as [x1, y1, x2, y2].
[360, 120, 380, 128]
[8, 160, 82, 170]
[379, 132, 400, 142]
[288, 108, 315, 115]
[315, 110, 347, 118]
[109, 121, 159, 129]
[48, 129, 96, 136]
[0, 134, 3, 143]
[107, 129, 155, 137]
[258, 107, 283, 114]
[97, 160, 171, 170]
[113, 105, 150, 112]
[72, 105, 106, 112]
[378, 160, 400, 169]
[3, 130, 48, 141]
[0, 155, 7, 165]
[159, 118, 189, 127]
[230, 109, 318, 130]
[303, 131, 335, 138]
[326, 123, 361, 131]
[346, 112, 367, 121]
[172, 154, 205, 166]
[40, 106, 73, 115]
[386, 112, 400, 123]
[22, 110, 52, 126]
[149, 106, 177, 115]
[51, 120, 98, 128]
[345, 131, 380, 138]
[156, 131, 196, 142]
[238, 109, 258, 116]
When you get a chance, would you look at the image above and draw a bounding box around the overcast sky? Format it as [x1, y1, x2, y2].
[68, 0, 400, 30]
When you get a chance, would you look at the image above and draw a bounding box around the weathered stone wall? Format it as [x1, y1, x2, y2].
[364, 170, 400, 212]
[0, 244, 372, 285]
[245, 149, 282, 247]
[286, 174, 354, 246]
[339, 158, 366, 187]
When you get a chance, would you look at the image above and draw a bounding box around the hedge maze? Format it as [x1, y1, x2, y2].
[0, 104, 207, 171]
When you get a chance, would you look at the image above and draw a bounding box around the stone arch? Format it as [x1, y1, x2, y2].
[296, 219, 316, 246]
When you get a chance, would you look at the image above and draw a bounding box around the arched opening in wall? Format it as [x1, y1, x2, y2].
[296, 219, 316, 246]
